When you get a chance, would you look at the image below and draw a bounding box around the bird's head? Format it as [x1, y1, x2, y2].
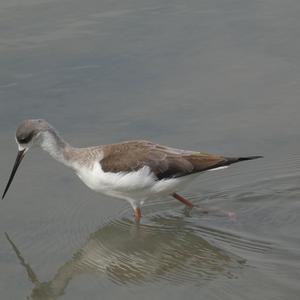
[2, 119, 51, 199]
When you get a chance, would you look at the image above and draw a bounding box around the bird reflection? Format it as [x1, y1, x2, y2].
[5, 215, 245, 300]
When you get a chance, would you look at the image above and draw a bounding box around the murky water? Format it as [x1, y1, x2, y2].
[1, 0, 300, 299]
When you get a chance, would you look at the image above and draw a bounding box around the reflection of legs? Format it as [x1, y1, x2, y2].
[134, 207, 142, 223]
[172, 192, 194, 208]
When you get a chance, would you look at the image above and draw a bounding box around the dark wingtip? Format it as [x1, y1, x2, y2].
[225, 155, 263, 165]
[238, 156, 263, 161]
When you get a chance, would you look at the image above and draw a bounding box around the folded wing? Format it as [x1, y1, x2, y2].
[100, 140, 229, 180]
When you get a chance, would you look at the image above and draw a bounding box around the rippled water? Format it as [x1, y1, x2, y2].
[1, 0, 300, 299]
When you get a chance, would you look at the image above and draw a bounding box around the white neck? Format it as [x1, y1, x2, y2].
[39, 129, 74, 167]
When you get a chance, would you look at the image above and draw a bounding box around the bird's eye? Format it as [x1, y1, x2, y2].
[17, 132, 34, 144]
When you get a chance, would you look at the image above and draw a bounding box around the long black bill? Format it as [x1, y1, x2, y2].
[2, 149, 26, 200]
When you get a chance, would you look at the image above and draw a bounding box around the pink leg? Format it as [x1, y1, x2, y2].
[172, 192, 194, 208]
[134, 207, 142, 223]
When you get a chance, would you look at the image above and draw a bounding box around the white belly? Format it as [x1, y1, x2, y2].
[76, 164, 195, 208]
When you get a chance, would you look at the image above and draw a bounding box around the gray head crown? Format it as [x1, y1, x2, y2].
[16, 119, 51, 145]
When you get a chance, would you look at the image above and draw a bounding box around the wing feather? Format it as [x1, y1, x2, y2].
[100, 140, 227, 179]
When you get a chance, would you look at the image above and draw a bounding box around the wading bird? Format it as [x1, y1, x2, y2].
[2, 119, 262, 222]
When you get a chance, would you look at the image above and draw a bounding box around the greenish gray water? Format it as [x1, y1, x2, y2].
[1, 0, 300, 299]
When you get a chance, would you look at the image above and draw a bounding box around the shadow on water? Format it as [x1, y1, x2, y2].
[5, 214, 247, 300]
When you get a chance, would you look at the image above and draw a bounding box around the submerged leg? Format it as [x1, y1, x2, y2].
[172, 192, 194, 208]
[134, 207, 142, 223]
[172, 193, 235, 219]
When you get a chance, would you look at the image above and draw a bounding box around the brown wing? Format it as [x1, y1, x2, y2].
[100, 140, 228, 180]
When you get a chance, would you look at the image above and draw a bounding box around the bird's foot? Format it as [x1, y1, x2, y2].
[192, 206, 237, 220]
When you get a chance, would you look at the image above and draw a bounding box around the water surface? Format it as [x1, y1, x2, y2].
[1, 0, 300, 299]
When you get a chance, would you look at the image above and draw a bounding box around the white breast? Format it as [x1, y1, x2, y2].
[76, 163, 153, 197]
[75, 162, 194, 206]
